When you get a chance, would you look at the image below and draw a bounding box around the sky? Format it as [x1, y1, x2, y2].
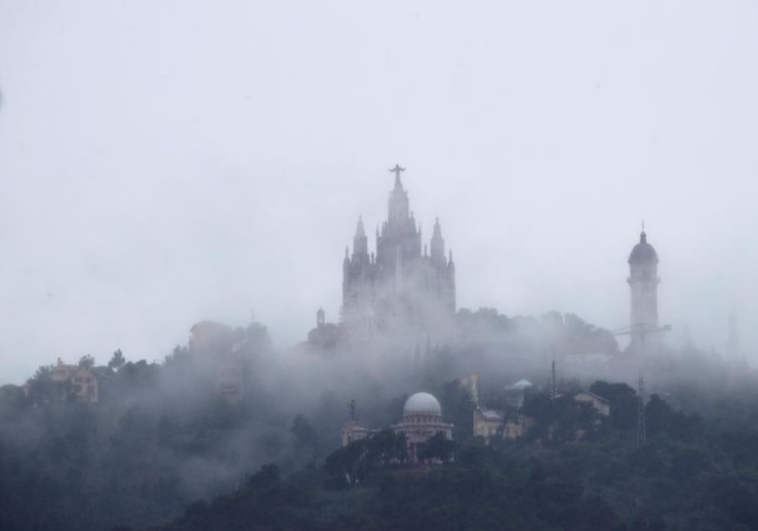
[1, 1, 757, 384]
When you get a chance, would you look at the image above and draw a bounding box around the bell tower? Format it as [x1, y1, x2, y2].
[627, 225, 660, 351]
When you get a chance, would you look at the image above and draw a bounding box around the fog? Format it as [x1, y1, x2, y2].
[1, 1, 757, 384]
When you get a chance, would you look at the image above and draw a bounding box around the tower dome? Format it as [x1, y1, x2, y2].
[628, 231, 659, 265]
[403, 392, 442, 417]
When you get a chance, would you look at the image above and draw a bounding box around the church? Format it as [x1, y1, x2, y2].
[341, 165, 456, 341]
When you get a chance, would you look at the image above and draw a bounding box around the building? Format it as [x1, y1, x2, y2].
[189, 321, 233, 352]
[627, 226, 661, 353]
[573, 391, 610, 416]
[470, 375, 525, 443]
[341, 393, 453, 464]
[392, 392, 454, 463]
[50, 358, 78, 383]
[307, 308, 341, 350]
[341, 419, 374, 446]
[189, 321, 246, 403]
[49, 358, 99, 403]
[473, 408, 524, 441]
[342, 165, 456, 341]
[341, 400, 376, 446]
[504, 379, 533, 408]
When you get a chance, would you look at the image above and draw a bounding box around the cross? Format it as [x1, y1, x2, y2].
[389, 164, 405, 180]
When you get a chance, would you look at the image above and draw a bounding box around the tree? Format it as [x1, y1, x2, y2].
[78, 354, 95, 370]
[366, 429, 407, 465]
[108, 349, 126, 372]
[420, 432, 455, 462]
[290, 414, 320, 459]
[26, 365, 68, 404]
[590, 381, 638, 432]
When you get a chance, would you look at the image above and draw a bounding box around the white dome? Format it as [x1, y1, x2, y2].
[403, 392, 442, 416]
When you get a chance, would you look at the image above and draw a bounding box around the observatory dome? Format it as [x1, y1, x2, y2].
[403, 392, 442, 417]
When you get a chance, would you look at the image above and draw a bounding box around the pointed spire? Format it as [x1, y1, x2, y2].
[387, 164, 410, 225]
[431, 218, 445, 263]
[640, 220, 647, 243]
[352, 216, 368, 257]
[433, 217, 442, 237]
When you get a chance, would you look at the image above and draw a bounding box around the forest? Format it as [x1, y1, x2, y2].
[154, 376, 758, 531]
[0, 310, 755, 531]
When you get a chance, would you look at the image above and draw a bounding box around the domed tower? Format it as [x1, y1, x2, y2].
[627, 226, 660, 352]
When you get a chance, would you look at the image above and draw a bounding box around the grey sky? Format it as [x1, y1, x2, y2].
[1, 1, 757, 383]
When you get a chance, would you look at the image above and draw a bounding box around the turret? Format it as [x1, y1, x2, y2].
[317, 308, 325, 328]
[353, 216, 368, 258]
[430, 218, 445, 263]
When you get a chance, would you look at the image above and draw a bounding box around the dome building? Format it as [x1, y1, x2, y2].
[392, 392, 454, 463]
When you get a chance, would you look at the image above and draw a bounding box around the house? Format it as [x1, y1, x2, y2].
[574, 391, 610, 416]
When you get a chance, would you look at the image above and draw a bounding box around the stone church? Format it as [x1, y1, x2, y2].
[341, 165, 456, 342]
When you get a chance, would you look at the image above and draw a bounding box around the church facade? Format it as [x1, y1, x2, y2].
[342, 165, 456, 340]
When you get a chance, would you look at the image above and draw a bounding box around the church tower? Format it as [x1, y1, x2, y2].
[627, 226, 660, 352]
[430, 218, 445, 264]
[388, 167, 410, 226]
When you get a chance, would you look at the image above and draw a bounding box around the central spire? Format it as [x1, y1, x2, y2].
[387, 164, 410, 226]
[389, 164, 405, 189]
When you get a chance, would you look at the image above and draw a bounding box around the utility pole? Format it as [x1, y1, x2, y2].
[637, 372, 646, 447]
[551, 358, 557, 400]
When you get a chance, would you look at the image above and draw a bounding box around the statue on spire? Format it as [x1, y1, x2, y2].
[389, 164, 405, 187]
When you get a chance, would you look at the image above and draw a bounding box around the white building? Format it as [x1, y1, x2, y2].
[392, 392, 453, 463]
